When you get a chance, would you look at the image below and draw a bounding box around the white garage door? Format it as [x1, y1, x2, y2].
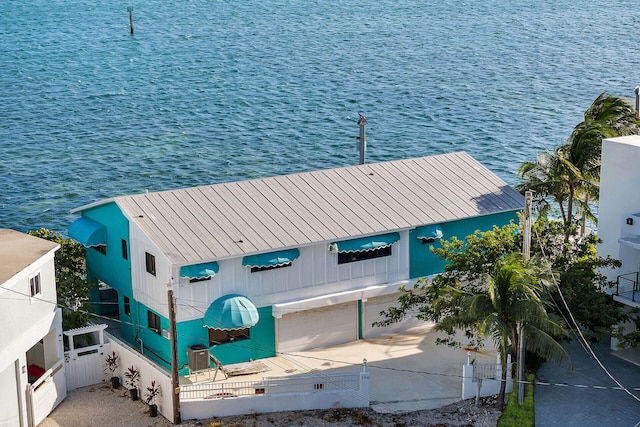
[277, 301, 358, 353]
[363, 293, 424, 338]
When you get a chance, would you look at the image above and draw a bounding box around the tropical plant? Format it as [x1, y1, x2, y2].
[436, 254, 568, 408]
[28, 228, 94, 329]
[124, 365, 140, 389]
[144, 380, 160, 406]
[517, 93, 640, 243]
[104, 351, 119, 378]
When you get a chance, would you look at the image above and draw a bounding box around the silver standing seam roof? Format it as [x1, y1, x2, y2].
[112, 152, 524, 265]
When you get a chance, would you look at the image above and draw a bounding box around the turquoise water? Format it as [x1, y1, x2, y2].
[2, 0, 639, 233]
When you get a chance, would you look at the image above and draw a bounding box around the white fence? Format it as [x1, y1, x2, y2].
[461, 353, 513, 400]
[27, 360, 66, 426]
[180, 371, 370, 420]
[63, 324, 173, 422]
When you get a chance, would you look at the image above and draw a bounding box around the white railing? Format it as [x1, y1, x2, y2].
[461, 354, 513, 400]
[180, 372, 361, 400]
[180, 370, 370, 420]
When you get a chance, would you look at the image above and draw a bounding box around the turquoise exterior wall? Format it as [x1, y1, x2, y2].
[409, 211, 519, 279]
[81, 203, 137, 345]
[176, 306, 276, 374]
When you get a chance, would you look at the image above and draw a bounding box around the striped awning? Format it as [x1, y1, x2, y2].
[68, 217, 107, 247]
[416, 225, 443, 242]
[180, 262, 219, 280]
[242, 249, 300, 268]
[334, 232, 400, 253]
[203, 294, 259, 330]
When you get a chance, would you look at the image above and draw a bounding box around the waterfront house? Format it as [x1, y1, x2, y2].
[69, 152, 523, 374]
[0, 229, 66, 426]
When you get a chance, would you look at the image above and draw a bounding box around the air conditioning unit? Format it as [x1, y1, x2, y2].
[187, 344, 209, 372]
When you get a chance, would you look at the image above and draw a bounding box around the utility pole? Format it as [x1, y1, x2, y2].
[518, 190, 533, 404]
[168, 289, 181, 424]
[635, 86, 640, 118]
[357, 113, 367, 165]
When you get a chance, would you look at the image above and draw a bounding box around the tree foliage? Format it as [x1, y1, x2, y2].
[28, 228, 93, 329]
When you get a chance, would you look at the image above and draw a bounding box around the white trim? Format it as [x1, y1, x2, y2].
[271, 279, 410, 319]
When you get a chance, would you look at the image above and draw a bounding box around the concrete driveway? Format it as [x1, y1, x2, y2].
[187, 324, 498, 414]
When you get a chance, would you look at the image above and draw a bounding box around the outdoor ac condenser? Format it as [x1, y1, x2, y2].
[187, 344, 209, 372]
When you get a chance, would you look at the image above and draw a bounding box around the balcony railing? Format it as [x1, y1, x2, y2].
[616, 272, 639, 302]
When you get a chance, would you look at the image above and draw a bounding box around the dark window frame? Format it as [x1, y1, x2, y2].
[92, 245, 107, 255]
[208, 328, 250, 346]
[250, 262, 292, 273]
[29, 273, 41, 297]
[145, 252, 156, 276]
[147, 310, 161, 334]
[121, 239, 128, 260]
[123, 296, 131, 316]
[337, 246, 392, 264]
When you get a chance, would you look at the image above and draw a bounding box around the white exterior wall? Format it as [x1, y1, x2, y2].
[171, 231, 410, 322]
[598, 136, 640, 282]
[129, 223, 171, 318]
[0, 246, 64, 427]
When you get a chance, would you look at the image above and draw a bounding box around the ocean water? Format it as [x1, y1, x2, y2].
[1, 0, 639, 234]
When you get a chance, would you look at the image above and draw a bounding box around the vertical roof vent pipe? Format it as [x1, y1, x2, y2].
[357, 113, 368, 165]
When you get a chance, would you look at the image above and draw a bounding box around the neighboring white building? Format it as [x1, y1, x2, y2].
[0, 229, 66, 427]
[597, 135, 640, 307]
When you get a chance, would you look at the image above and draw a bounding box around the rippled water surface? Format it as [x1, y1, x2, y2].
[2, 0, 639, 233]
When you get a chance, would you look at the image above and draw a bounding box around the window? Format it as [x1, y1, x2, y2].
[145, 252, 156, 276]
[29, 273, 41, 297]
[124, 296, 131, 316]
[338, 246, 392, 264]
[148, 311, 161, 334]
[121, 239, 128, 260]
[250, 262, 292, 273]
[208, 328, 250, 346]
[92, 245, 107, 255]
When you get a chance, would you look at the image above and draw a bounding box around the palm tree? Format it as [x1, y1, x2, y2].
[518, 93, 639, 241]
[436, 254, 568, 409]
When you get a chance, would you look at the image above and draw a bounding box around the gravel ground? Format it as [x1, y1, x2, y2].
[41, 383, 501, 427]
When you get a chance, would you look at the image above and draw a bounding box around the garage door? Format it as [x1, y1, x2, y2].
[363, 293, 424, 338]
[277, 301, 358, 353]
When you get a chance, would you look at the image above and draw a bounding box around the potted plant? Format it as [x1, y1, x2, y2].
[144, 380, 160, 417]
[124, 365, 140, 401]
[104, 351, 120, 389]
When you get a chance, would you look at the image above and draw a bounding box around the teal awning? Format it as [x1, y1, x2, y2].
[180, 262, 219, 279]
[416, 225, 443, 242]
[334, 232, 400, 253]
[203, 294, 259, 330]
[242, 248, 300, 268]
[68, 217, 107, 247]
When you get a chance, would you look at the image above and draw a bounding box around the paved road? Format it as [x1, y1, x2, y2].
[536, 340, 640, 427]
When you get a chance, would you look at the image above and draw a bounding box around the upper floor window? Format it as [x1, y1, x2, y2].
[338, 246, 392, 264]
[121, 239, 128, 260]
[29, 273, 41, 297]
[332, 232, 399, 265]
[145, 252, 156, 276]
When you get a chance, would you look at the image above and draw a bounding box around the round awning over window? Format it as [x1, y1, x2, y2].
[416, 224, 443, 242]
[203, 294, 259, 330]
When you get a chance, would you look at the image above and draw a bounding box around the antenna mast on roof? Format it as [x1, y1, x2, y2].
[357, 113, 368, 165]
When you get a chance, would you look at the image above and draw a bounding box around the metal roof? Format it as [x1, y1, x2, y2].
[114, 152, 524, 265]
